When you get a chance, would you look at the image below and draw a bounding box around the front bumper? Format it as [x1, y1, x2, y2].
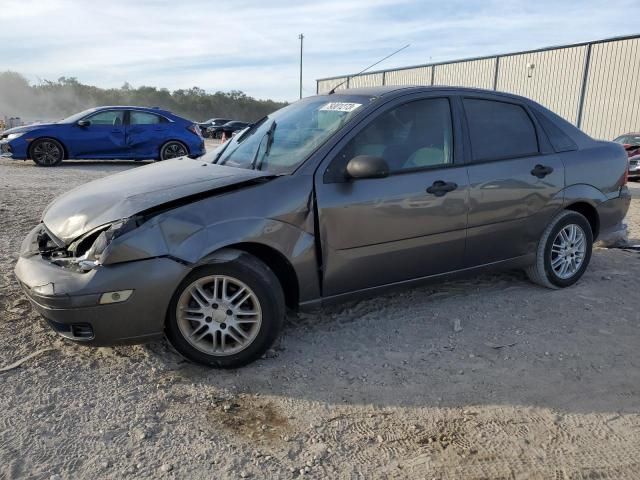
[0, 137, 29, 159]
[15, 250, 190, 346]
[0, 139, 13, 158]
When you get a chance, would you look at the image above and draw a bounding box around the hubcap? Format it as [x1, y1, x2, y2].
[176, 275, 262, 356]
[33, 141, 61, 164]
[550, 224, 586, 279]
[163, 143, 187, 159]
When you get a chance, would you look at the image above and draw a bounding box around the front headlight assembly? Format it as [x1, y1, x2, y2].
[6, 132, 25, 141]
[61, 219, 136, 271]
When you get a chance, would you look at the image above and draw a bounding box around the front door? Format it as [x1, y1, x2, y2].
[315, 96, 469, 297]
[73, 109, 128, 158]
[461, 97, 565, 266]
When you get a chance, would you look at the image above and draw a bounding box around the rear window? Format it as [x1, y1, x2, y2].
[463, 98, 539, 162]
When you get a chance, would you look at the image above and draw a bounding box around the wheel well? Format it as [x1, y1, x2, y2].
[226, 242, 300, 310]
[160, 140, 190, 156]
[566, 202, 599, 237]
[28, 137, 68, 160]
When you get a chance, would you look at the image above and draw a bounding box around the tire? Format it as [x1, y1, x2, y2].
[29, 138, 64, 166]
[159, 141, 188, 160]
[526, 210, 593, 289]
[165, 252, 285, 368]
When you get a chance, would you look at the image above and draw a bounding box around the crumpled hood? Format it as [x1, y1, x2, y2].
[42, 158, 273, 244]
[2, 123, 58, 135]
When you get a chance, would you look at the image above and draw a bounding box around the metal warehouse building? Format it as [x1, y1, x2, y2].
[316, 34, 640, 140]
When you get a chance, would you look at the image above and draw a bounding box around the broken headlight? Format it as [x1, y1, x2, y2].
[59, 219, 136, 271]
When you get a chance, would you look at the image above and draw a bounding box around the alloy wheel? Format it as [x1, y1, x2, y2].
[32, 141, 62, 165]
[162, 142, 187, 160]
[176, 275, 262, 356]
[550, 224, 586, 279]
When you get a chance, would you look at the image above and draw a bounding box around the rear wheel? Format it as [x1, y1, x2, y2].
[160, 141, 188, 160]
[526, 210, 593, 289]
[30, 138, 64, 166]
[166, 252, 285, 368]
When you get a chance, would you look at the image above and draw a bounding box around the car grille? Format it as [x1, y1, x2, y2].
[631, 159, 638, 166]
[1, 143, 11, 153]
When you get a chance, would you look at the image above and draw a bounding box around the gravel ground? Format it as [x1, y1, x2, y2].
[1, 156, 640, 479]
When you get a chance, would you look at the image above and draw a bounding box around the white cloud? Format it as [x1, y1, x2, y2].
[0, 0, 638, 101]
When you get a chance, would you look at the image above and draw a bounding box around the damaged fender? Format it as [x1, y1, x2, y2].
[100, 174, 321, 304]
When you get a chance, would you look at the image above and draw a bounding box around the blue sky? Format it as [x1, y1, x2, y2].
[0, 0, 638, 101]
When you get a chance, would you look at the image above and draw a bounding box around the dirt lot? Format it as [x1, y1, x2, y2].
[1, 157, 640, 480]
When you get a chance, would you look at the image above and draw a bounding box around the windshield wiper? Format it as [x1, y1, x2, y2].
[251, 120, 277, 170]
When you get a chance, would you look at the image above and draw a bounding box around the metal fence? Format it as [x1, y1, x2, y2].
[316, 34, 640, 140]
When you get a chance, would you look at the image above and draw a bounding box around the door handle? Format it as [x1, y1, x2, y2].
[426, 180, 458, 197]
[531, 164, 554, 178]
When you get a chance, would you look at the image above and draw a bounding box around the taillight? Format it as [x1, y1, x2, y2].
[187, 124, 202, 137]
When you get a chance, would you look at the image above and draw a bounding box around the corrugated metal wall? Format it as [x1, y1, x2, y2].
[348, 72, 384, 88]
[385, 66, 432, 85]
[316, 35, 640, 139]
[580, 37, 640, 139]
[497, 46, 587, 124]
[316, 77, 349, 94]
[433, 58, 496, 89]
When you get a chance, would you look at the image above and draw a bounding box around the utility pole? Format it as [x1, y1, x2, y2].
[298, 33, 304, 99]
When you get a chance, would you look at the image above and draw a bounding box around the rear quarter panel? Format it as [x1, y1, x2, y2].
[563, 141, 628, 197]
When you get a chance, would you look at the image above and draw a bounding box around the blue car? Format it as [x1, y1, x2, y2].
[0, 106, 205, 166]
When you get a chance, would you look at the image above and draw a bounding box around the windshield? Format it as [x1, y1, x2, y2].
[615, 135, 640, 146]
[205, 95, 373, 174]
[60, 108, 98, 123]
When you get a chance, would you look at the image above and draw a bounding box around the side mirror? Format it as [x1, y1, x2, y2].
[77, 119, 91, 127]
[346, 155, 389, 180]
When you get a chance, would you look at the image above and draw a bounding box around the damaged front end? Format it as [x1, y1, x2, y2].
[15, 215, 191, 344]
[25, 218, 140, 273]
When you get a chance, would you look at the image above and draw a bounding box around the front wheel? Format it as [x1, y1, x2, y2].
[166, 252, 285, 368]
[159, 141, 188, 160]
[30, 138, 64, 166]
[526, 210, 593, 289]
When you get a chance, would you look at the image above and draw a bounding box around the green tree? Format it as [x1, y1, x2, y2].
[0, 71, 287, 123]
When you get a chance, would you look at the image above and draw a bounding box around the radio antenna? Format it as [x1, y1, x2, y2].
[328, 44, 410, 94]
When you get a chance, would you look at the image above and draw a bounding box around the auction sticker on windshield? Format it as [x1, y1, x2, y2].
[319, 102, 362, 112]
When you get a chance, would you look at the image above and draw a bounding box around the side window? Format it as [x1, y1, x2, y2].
[533, 109, 577, 152]
[463, 98, 538, 162]
[87, 110, 124, 126]
[333, 98, 453, 177]
[130, 111, 164, 125]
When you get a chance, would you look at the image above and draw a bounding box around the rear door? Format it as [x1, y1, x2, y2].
[73, 109, 128, 158]
[126, 110, 170, 158]
[461, 96, 565, 266]
[314, 95, 469, 296]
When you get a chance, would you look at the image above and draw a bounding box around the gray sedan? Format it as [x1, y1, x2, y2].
[15, 86, 631, 368]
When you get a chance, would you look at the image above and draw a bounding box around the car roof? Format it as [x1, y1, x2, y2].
[324, 85, 541, 104]
[94, 106, 174, 115]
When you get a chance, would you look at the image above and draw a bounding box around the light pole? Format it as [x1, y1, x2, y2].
[298, 33, 304, 99]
